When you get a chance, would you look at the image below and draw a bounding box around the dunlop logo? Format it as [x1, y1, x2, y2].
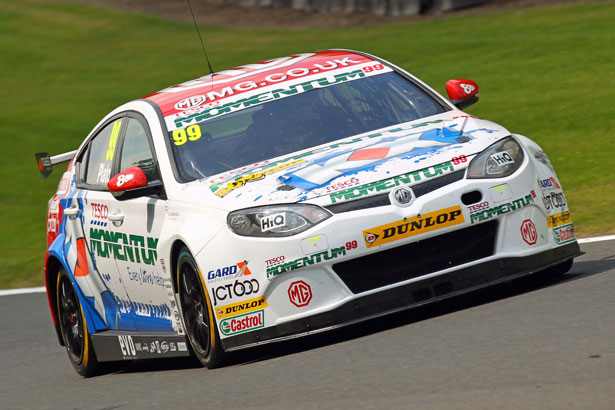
[215, 297, 268, 320]
[547, 211, 572, 228]
[363, 206, 464, 247]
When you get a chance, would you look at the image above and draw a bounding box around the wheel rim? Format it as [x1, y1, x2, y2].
[58, 276, 84, 363]
[179, 259, 211, 356]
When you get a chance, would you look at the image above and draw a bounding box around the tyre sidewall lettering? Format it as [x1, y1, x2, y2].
[57, 273, 88, 367]
[176, 250, 223, 367]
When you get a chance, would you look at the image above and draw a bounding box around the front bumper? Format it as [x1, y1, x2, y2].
[222, 241, 581, 351]
[197, 137, 578, 350]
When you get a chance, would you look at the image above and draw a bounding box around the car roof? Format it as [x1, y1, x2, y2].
[144, 49, 375, 120]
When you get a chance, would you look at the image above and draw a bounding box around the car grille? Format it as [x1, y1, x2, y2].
[326, 169, 465, 214]
[332, 220, 498, 294]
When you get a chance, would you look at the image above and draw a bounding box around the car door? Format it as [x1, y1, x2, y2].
[111, 113, 177, 332]
[73, 116, 136, 330]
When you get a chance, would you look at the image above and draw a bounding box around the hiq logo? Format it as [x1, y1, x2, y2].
[207, 261, 251, 280]
[260, 213, 286, 232]
[490, 151, 514, 166]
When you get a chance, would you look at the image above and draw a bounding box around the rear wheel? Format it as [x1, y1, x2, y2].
[176, 248, 225, 368]
[56, 270, 101, 377]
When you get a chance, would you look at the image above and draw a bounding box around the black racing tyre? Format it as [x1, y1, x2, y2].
[176, 248, 225, 368]
[56, 269, 102, 377]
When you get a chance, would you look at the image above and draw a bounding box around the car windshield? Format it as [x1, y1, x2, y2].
[168, 72, 448, 181]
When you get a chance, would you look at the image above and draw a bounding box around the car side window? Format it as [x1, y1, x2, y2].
[83, 119, 123, 187]
[119, 117, 160, 182]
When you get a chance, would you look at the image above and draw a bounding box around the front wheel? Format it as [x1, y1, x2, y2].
[56, 269, 102, 377]
[176, 248, 225, 368]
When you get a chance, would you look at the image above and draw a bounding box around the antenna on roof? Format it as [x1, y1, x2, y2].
[186, 0, 214, 74]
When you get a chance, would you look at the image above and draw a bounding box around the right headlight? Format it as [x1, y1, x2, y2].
[467, 136, 524, 179]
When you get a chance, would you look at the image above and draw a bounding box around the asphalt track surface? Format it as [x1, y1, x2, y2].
[1, 240, 613, 410]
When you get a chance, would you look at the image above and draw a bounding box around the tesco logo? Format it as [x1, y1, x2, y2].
[91, 203, 109, 219]
[265, 256, 285, 267]
[467, 201, 489, 212]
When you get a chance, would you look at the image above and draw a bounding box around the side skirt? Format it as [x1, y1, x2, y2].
[90, 331, 190, 362]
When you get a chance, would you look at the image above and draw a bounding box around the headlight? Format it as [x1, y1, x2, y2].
[467, 136, 524, 179]
[227, 204, 331, 237]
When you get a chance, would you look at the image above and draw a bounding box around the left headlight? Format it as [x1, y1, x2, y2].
[467, 136, 524, 179]
[227, 204, 332, 237]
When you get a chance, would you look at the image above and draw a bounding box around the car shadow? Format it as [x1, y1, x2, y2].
[110, 256, 613, 375]
[227, 258, 613, 366]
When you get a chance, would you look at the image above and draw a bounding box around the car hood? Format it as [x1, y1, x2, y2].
[178, 112, 510, 211]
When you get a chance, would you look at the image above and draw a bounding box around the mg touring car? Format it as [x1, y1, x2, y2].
[36, 49, 581, 376]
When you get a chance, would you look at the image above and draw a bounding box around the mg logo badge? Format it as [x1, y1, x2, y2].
[288, 280, 312, 307]
[520, 219, 537, 245]
[175, 95, 206, 110]
[390, 186, 415, 207]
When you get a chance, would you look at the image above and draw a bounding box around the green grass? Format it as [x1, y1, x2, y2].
[0, 0, 613, 288]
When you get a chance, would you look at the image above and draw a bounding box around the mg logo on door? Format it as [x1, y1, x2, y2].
[520, 219, 537, 245]
[288, 280, 312, 307]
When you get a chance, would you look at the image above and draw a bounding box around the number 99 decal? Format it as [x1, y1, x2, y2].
[173, 124, 202, 146]
[451, 155, 467, 165]
[362, 64, 384, 73]
[345, 241, 358, 250]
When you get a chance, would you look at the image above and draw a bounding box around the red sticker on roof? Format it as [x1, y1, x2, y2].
[146, 51, 375, 120]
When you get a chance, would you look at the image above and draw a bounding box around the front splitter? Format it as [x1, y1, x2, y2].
[222, 242, 582, 351]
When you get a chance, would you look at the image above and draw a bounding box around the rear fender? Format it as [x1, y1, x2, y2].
[46, 234, 107, 336]
[44, 253, 64, 346]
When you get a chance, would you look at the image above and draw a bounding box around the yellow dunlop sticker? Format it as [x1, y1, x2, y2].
[363, 205, 464, 248]
[215, 159, 306, 197]
[547, 211, 572, 228]
[215, 296, 268, 320]
[105, 120, 122, 161]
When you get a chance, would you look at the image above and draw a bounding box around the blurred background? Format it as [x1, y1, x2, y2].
[1, 0, 613, 288]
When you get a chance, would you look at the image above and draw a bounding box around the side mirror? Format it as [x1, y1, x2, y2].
[446, 79, 479, 110]
[108, 167, 164, 201]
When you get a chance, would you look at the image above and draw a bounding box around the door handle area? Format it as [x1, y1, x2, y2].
[108, 212, 124, 226]
[64, 206, 79, 217]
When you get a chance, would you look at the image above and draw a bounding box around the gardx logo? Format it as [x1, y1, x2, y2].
[363, 206, 464, 247]
[207, 261, 252, 280]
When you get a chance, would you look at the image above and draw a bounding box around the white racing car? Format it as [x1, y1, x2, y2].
[37, 50, 581, 376]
